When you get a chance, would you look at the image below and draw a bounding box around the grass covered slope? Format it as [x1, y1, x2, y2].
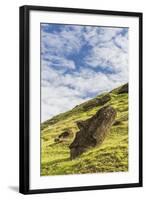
[41, 84, 128, 176]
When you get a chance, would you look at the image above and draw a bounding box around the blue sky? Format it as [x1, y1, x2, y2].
[41, 23, 128, 122]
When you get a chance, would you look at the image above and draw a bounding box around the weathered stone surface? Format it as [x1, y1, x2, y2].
[83, 94, 111, 111]
[58, 130, 71, 138]
[98, 94, 111, 105]
[54, 130, 72, 143]
[118, 83, 128, 94]
[69, 106, 116, 159]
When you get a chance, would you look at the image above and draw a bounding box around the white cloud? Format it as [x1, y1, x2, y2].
[83, 27, 124, 46]
[41, 82, 87, 121]
[41, 25, 83, 57]
[41, 66, 127, 122]
[41, 24, 129, 122]
[84, 38, 128, 74]
[114, 31, 128, 53]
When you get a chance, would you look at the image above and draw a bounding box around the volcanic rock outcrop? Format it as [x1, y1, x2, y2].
[118, 83, 128, 94]
[83, 94, 111, 111]
[69, 106, 116, 159]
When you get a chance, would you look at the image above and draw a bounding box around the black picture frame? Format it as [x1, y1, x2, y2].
[19, 5, 143, 194]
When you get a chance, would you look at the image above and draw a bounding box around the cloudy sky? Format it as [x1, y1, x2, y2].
[41, 23, 128, 122]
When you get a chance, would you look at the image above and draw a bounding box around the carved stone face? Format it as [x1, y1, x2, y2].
[69, 106, 116, 159]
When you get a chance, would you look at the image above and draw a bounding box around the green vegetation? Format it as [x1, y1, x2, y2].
[41, 84, 128, 176]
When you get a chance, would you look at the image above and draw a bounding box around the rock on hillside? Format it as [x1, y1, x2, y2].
[83, 94, 111, 111]
[54, 129, 73, 143]
[69, 106, 117, 159]
[118, 83, 128, 94]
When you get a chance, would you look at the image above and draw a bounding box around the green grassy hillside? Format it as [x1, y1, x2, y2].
[41, 83, 128, 176]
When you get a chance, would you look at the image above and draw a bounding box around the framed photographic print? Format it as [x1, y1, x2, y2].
[19, 5, 143, 194]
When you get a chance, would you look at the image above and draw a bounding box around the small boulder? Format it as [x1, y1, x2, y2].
[54, 130, 72, 143]
[58, 131, 71, 139]
[69, 106, 116, 159]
